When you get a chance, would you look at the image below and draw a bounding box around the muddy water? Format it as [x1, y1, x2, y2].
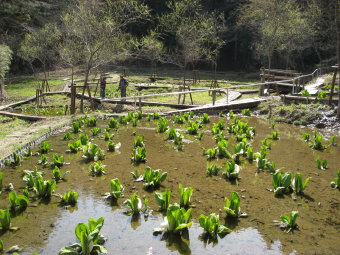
[0, 116, 339, 255]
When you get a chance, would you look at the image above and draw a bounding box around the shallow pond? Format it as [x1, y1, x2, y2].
[0, 115, 339, 255]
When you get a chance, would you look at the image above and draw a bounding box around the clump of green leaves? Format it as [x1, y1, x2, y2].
[82, 142, 105, 161]
[246, 146, 254, 161]
[104, 132, 113, 141]
[59, 217, 107, 255]
[222, 160, 240, 180]
[200, 113, 210, 124]
[153, 112, 160, 120]
[107, 141, 116, 152]
[312, 133, 326, 151]
[39, 141, 51, 154]
[131, 146, 147, 164]
[270, 131, 279, 140]
[329, 136, 336, 146]
[71, 122, 80, 133]
[255, 151, 268, 171]
[90, 161, 106, 176]
[173, 114, 185, 124]
[224, 192, 241, 217]
[34, 177, 56, 199]
[331, 171, 340, 188]
[37, 154, 49, 167]
[279, 211, 299, 233]
[204, 147, 217, 160]
[301, 90, 310, 97]
[272, 171, 292, 196]
[86, 117, 98, 127]
[0, 209, 14, 230]
[241, 108, 251, 116]
[302, 133, 310, 142]
[63, 132, 72, 140]
[154, 204, 192, 234]
[179, 184, 193, 208]
[118, 115, 128, 125]
[316, 158, 328, 170]
[199, 213, 231, 239]
[59, 191, 78, 205]
[51, 153, 64, 167]
[8, 191, 29, 211]
[133, 136, 144, 148]
[108, 178, 124, 199]
[131, 167, 167, 190]
[53, 166, 70, 182]
[157, 117, 168, 133]
[206, 164, 222, 176]
[4, 152, 21, 167]
[123, 193, 148, 215]
[197, 132, 204, 141]
[79, 134, 89, 145]
[67, 140, 82, 153]
[23, 147, 32, 158]
[23, 169, 44, 189]
[292, 173, 310, 195]
[91, 127, 101, 136]
[108, 117, 119, 129]
[217, 139, 231, 158]
[154, 189, 171, 211]
[187, 121, 200, 135]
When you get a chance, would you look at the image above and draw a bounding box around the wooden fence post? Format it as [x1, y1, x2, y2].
[329, 66, 338, 105]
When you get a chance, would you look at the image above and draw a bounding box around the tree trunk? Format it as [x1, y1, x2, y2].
[336, 1, 340, 119]
[0, 79, 5, 102]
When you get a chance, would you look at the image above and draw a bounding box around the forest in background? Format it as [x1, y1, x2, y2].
[0, 0, 338, 76]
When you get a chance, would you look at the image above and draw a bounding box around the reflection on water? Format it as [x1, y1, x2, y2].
[38, 193, 285, 255]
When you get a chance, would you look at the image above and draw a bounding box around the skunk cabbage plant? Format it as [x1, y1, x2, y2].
[199, 213, 231, 238]
[157, 118, 168, 133]
[272, 171, 292, 196]
[206, 165, 222, 176]
[82, 143, 105, 162]
[90, 161, 106, 176]
[279, 211, 299, 233]
[59, 217, 107, 255]
[8, 191, 29, 211]
[154, 189, 171, 211]
[108, 117, 119, 129]
[154, 204, 192, 234]
[34, 177, 56, 199]
[292, 173, 310, 195]
[331, 171, 340, 188]
[39, 141, 51, 154]
[224, 192, 241, 217]
[222, 160, 240, 180]
[109, 178, 124, 199]
[123, 193, 148, 215]
[59, 191, 78, 205]
[179, 184, 193, 208]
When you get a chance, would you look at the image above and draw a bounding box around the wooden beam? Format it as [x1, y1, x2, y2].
[0, 111, 47, 121]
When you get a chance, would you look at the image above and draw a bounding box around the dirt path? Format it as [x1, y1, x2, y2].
[0, 116, 76, 159]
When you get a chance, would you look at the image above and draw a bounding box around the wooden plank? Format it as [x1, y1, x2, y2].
[0, 111, 47, 121]
[164, 98, 266, 115]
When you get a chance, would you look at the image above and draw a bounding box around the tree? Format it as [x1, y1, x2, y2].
[240, 0, 310, 69]
[60, 0, 149, 111]
[0, 44, 13, 102]
[19, 23, 61, 79]
[136, 31, 165, 72]
[160, 0, 225, 73]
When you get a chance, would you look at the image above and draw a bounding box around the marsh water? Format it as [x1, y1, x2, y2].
[0, 116, 339, 255]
